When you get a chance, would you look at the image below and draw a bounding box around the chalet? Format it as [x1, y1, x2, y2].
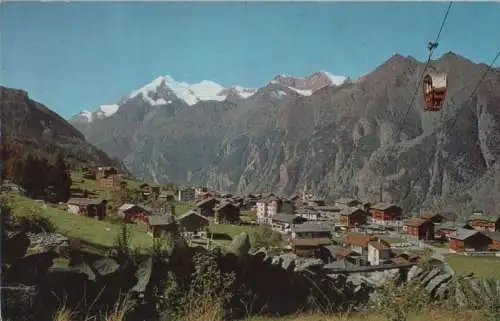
[292, 237, 332, 258]
[270, 213, 307, 233]
[434, 221, 471, 240]
[147, 215, 177, 238]
[214, 202, 240, 224]
[118, 204, 152, 223]
[195, 197, 217, 217]
[342, 232, 378, 255]
[449, 228, 492, 252]
[321, 245, 358, 263]
[339, 208, 367, 228]
[67, 198, 107, 220]
[467, 212, 500, 232]
[370, 203, 403, 226]
[335, 198, 363, 209]
[293, 222, 332, 240]
[367, 241, 391, 266]
[177, 210, 209, 237]
[482, 231, 500, 251]
[403, 218, 434, 241]
[159, 191, 175, 202]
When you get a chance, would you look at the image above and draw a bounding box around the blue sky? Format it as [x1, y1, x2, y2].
[1, 2, 499, 119]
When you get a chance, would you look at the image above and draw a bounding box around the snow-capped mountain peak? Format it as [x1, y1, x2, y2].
[128, 75, 227, 106]
[79, 110, 93, 122]
[72, 70, 348, 122]
[270, 71, 347, 93]
[96, 104, 119, 119]
[319, 71, 347, 86]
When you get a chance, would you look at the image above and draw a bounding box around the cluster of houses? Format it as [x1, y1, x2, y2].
[250, 189, 500, 266]
[64, 169, 500, 263]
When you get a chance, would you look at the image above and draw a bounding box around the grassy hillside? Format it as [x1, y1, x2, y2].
[446, 255, 500, 278]
[2, 193, 153, 250]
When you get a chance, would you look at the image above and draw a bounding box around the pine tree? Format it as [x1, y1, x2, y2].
[50, 154, 71, 202]
[20, 154, 42, 198]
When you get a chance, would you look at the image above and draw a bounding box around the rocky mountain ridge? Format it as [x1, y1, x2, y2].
[69, 52, 500, 214]
[0, 86, 124, 171]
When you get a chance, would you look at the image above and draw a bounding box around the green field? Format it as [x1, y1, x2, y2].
[446, 254, 500, 278]
[3, 194, 154, 250]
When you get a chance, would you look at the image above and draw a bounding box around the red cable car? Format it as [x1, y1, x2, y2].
[423, 72, 448, 112]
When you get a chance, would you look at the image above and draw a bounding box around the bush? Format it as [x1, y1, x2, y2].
[249, 227, 282, 250]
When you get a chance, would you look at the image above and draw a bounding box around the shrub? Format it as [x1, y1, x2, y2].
[249, 227, 282, 250]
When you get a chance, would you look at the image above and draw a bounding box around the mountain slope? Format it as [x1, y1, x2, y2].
[0, 86, 124, 170]
[70, 53, 500, 213]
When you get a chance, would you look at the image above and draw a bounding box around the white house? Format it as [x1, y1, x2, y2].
[367, 240, 391, 266]
[256, 198, 283, 224]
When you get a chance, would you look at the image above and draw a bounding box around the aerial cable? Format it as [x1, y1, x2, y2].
[395, 1, 453, 141]
[339, 1, 453, 201]
[400, 49, 500, 209]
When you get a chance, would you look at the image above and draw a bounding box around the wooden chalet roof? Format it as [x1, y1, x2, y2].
[482, 231, 500, 242]
[340, 207, 366, 216]
[403, 218, 429, 227]
[195, 197, 216, 207]
[323, 245, 357, 257]
[370, 203, 400, 211]
[421, 212, 441, 220]
[450, 228, 480, 241]
[435, 221, 468, 230]
[177, 210, 209, 222]
[67, 198, 105, 206]
[214, 202, 237, 212]
[342, 233, 377, 247]
[293, 237, 332, 247]
[467, 214, 500, 223]
[293, 222, 332, 233]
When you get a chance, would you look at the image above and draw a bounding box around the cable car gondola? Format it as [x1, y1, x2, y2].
[423, 72, 448, 112]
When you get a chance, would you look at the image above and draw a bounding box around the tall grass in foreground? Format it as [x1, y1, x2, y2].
[53, 304, 484, 321]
